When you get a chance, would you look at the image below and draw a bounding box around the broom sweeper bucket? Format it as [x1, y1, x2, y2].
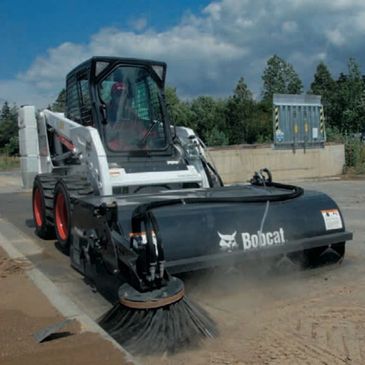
[71, 179, 352, 354]
[72, 183, 351, 272]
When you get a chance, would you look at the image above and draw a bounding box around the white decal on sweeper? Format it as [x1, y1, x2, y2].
[242, 228, 285, 250]
[218, 228, 286, 252]
[218, 231, 239, 252]
[321, 209, 343, 230]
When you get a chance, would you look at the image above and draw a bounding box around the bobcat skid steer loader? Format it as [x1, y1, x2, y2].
[19, 57, 352, 353]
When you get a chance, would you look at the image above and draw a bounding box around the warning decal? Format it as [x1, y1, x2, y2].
[321, 209, 343, 230]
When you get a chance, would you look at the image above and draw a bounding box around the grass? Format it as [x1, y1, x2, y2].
[0, 154, 20, 170]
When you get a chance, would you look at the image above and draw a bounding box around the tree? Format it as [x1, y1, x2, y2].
[0, 101, 11, 122]
[286, 62, 303, 95]
[164, 86, 196, 130]
[165, 87, 228, 146]
[251, 101, 273, 143]
[226, 77, 255, 144]
[189, 96, 228, 146]
[205, 126, 229, 146]
[0, 102, 19, 154]
[344, 58, 365, 132]
[51, 89, 66, 113]
[309, 62, 336, 127]
[261, 55, 303, 102]
[334, 58, 365, 133]
[310, 62, 335, 96]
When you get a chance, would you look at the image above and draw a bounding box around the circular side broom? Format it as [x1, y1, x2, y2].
[98, 276, 217, 355]
[98, 210, 217, 355]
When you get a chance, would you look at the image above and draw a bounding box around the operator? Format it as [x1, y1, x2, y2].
[106, 81, 147, 150]
[107, 81, 138, 124]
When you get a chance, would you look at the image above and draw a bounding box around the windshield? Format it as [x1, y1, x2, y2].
[98, 65, 167, 152]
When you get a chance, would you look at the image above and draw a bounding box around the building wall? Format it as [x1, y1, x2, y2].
[207, 143, 345, 184]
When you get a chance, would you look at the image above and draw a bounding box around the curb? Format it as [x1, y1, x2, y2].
[0, 223, 140, 365]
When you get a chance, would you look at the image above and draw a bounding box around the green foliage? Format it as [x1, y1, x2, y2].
[225, 77, 254, 144]
[262, 55, 303, 102]
[251, 101, 273, 143]
[325, 127, 345, 143]
[337, 59, 365, 133]
[0, 102, 19, 155]
[4, 136, 19, 155]
[165, 86, 197, 130]
[310, 62, 336, 127]
[310, 62, 335, 96]
[189, 96, 228, 146]
[310, 58, 365, 135]
[205, 127, 229, 146]
[344, 137, 365, 173]
[50, 89, 66, 113]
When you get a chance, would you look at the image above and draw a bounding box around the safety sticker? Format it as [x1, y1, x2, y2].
[275, 129, 284, 142]
[321, 209, 343, 230]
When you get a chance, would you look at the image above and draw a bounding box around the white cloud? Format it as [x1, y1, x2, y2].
[3, 0, 365, 107]
[0, 79, 54, 108]
[18, 23, 247, 105]
[203, 2, 222, 20]
[325, 29, 346, 47]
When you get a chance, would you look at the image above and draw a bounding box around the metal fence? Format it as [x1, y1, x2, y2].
[273, 94, 325, 149]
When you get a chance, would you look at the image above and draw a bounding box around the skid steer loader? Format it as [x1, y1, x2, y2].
[19, 57, 352, 354]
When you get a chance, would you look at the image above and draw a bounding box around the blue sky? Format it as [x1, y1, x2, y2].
[0, 0, 210, 78]
[1, 0, 365, 107]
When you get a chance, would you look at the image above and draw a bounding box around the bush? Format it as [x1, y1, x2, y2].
[344, 137, 365, 173]
[326, 127, 345, 143]
[3, 135, 19, 156]
[205, 127, 229, 146]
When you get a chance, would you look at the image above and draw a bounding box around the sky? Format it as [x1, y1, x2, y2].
[1, 0, 365, 108]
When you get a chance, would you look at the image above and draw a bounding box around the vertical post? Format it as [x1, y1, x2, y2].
[18, 106, 40, 189]
[320, 106, 325, 143]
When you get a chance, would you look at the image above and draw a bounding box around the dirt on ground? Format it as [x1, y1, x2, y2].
[141, 261, 365, 365]
[140, 180, 365, 365]
[0, 248, 132, 365]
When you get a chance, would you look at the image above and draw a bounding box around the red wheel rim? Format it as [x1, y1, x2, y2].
[33, 188, 43, 227]
[55, 192, 68, 241]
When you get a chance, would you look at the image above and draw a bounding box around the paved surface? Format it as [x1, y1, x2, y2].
[0, 171, 136, 364]
[0, 170, 364, 364]
[0, 247, 132, 365]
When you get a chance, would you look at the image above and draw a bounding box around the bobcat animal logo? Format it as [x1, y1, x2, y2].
[218, 231, 238, 252]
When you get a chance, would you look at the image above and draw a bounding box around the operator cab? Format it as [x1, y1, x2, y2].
[65, 57, 171, 154]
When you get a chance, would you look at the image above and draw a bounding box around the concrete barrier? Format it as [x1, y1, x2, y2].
[208, 143, 345, 184]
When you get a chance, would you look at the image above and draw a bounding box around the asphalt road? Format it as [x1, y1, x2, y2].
[0, 174, 364, 364]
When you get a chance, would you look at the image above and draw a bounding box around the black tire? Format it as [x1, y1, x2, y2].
[54, 180, 72, 252]
[32, 177, 56, 239]
[302, 242, 345, 268]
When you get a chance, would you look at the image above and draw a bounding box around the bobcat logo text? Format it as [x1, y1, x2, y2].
[218, 228, 286, 252]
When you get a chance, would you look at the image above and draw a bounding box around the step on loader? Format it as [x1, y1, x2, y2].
[19, 57, 352, 354]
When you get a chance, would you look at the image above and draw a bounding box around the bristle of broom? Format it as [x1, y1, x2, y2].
[98, 296, 218, 355]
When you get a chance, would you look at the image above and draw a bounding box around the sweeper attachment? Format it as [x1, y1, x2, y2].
[20, 56, 352, 355]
